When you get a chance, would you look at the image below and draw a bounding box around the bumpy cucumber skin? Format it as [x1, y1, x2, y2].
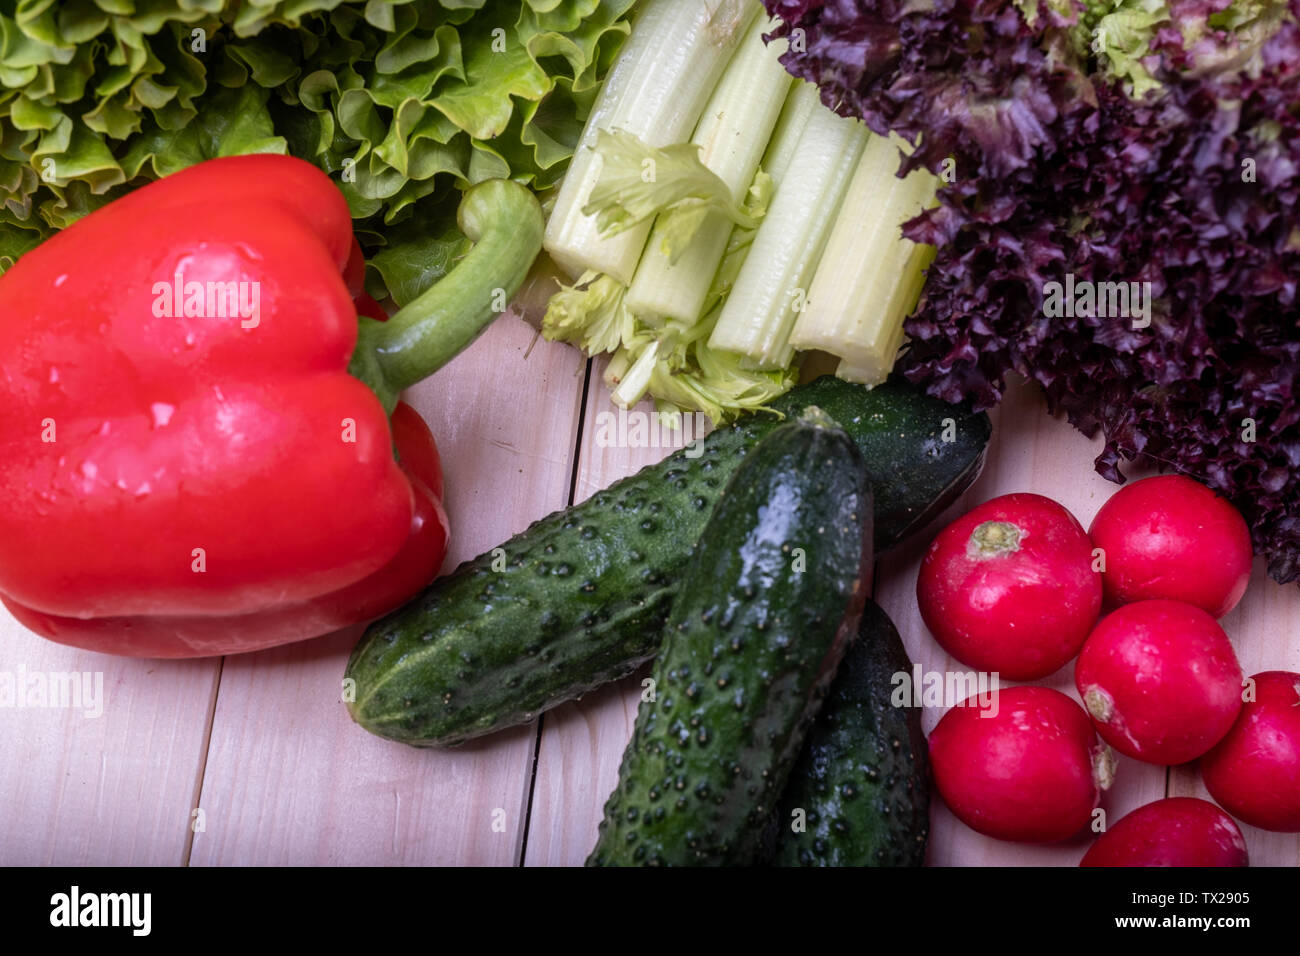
[346, 376, 989, 747]
[772, 600, 930, 867]
[587, 413, 872, 866]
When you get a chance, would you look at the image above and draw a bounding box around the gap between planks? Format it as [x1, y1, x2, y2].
[518, 354, 595, 866]
[185, 316, 587, 865]
[180, 657, 225, 866]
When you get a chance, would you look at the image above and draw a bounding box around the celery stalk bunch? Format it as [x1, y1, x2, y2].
[539, 0, 940, 422]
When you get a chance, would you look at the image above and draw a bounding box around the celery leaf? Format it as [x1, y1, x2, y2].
[582, 128, 760, 239]
[542, 270, 634, 355]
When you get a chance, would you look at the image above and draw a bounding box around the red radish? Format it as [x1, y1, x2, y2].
[1087, 475, 1252, 618]
[1075, 600, 1242, 765]
[929, 686, 1114, 843]
[916, 493, 1102, 680]
[1079, 797, 1248, 867]
[1201, 671, 1300, 832]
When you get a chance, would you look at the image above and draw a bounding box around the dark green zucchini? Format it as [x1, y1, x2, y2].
[771, 600, 930, 866]
[587, 408, 871, 866]
[346, 376, 989, 746]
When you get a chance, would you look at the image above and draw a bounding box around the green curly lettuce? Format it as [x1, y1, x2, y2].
[0, 0, 637, 302]
[1083, 0, 1172, 96]
[1074, 0, 1292, 97]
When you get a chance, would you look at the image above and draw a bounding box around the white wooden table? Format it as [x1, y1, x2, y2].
[2, 314, 1296, 866]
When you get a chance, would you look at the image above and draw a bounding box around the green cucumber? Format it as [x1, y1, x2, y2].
[346, 376, 989, 747]
[771, 600, 930, 867]
[587, 408, 871, 866]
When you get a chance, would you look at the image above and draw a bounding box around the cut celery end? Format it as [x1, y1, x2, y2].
[626, 212, 733, 322]
[707, 104, 869, 369]
[792, 240, 934, 356]
[611, 338, 661, 409]
[790, 131, 939, 377]
[835, 320, 907, 387]
[604, 347, 633, 390]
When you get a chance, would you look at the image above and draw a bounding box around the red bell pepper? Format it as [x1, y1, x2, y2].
[0, 155, 543, 657]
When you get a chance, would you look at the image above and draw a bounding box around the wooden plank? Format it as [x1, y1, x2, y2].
[524, 358, 678, 866]
[871, 375, 1169, 865]
[189, 315, 587, 865]
[9, 328, 1294, 865]
[1168, 557, 1300, 866]
[0, 615, 217, 865]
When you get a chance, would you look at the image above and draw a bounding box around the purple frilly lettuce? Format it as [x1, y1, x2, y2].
[767, 0, 1300, 583]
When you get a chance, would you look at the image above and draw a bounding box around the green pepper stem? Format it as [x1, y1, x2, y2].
[350, 179, 544, 413]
